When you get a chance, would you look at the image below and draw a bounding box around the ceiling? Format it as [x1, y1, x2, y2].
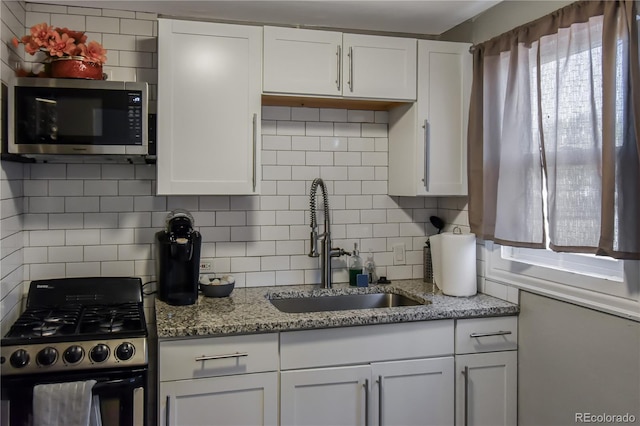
[51, 1, 502, 36]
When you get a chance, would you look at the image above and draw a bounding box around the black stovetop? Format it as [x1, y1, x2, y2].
[2, 277, 147, 345]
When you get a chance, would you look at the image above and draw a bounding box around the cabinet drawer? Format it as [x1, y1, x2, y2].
[455, 317, 518, 354]
[281, 320, 454, 370]
[159, 333, 279, 381]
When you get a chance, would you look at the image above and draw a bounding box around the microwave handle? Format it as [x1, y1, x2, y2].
[252, 113, 257, 192]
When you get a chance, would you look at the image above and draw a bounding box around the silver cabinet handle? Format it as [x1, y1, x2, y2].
[252, 113, 257, 192]
[348, 46, 354, 92]
[423, 119, 430, 191]
[469, 330, 512, 338]
[462, 366, 469, 426]
[195, 352, 249, 362]
[165, 395, 170, 426]
[377, 376, 383, 426]
[363, 379, 370, 426]
[336, 45, 342, 91]
[133, 387, 144, 426]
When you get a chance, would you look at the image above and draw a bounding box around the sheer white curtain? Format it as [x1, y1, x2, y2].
[467, 0, 640, 260]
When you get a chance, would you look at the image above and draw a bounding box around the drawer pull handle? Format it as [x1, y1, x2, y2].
[469, 330, 512, 338]
[195, 352, 249, 362]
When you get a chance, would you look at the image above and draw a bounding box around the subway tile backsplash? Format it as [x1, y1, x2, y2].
[17, 105, 447, 288]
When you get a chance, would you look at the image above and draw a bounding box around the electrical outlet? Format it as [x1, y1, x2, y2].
[393, 244, 406, 265]
[199, 259, 213, 272]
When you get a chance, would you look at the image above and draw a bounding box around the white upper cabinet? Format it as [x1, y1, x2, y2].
[157, 19, 262, 195]
[263, 27, 416, 101]
[389, 40, 471, 196]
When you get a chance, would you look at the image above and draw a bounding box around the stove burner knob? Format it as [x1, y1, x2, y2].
[63, 345, 84, 364]
[10, 349, 30, 368]
[36, 347, 58, 366]
[115, 342, 135, 361]
[90, 344, 110, 363]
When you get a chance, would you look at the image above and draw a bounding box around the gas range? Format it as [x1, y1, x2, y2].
[0, 277, 148, 376]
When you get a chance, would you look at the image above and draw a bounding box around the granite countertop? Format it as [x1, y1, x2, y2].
[155, 279, 519, 338]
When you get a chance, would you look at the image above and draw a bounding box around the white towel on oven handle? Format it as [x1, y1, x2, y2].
[33, 380, 101, 426]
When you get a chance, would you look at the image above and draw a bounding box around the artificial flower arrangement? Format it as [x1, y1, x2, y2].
[12, 22, 107, 79]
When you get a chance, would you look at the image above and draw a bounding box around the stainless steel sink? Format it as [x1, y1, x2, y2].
[269, 292, 426, 313]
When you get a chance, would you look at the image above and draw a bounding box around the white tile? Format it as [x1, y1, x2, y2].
[261, 120, 277, 135]
[100, 196, 134, 212]
[306, 152, 333, 166]
[304, 269, 321, 285]
[345, 195, 373, 210]
[48, 246, 83, 263]
[135, 164, 156, 180]
[199, 196, 230, 211]
[134, 195, 167, 212]
[362, 181, 387, 195]
[119, 212, 151, 228]
[49, 180, 82, 196]
[277, 121, 305, 136]
[84, 213, 119, 229]
[84, 180, 117, 196]
[362, 123, 388, 137]
[231, 226, 259, 241]
[362, 152, 388, 166]
[29, 197, 64, 213]
[348, 167, 375, 181]
[247, 210, 276, 226]
[320, 108, 347, 122]
[306, 122, 334, 136]
[29, 263, 65, 280]
[84, 245, 118, 262]
[334, 181, 361, 195]
[289, 225, 309, 240]
[276, 240, 304, 256]
[23, 214, 48, 231]
[261, 256, 289, 271]
[65, 197, 99, 212]
[100, 228, 134, 245]
[200, 227, 231, 242]
[319, 166, 347, 181]
[291, 254, 319, 269]
[28, 3, 67, 13]
[67, 164, 102, 179]
[262, 135, 291, 151]
[291, 107, 319, 121]
[30, 164, 66, 180]
[24, 247, 47, 264]
[275, 210, 304, 225]
[102, 34, 137, 51]
[66, 262, 101, 277]
[276, 151, 305, 166]
[292, 136, 320, 151]
[374, 111, 390, 124]
[387, 265, 413, 280]
[262, 106, 291, 120]
[347, 110, 375, 123]
[245, 271, 276, 287]
[86, 16, 120, 33]
[320, 136, 348, 151]
[260, 226, 290, 240]
[50, 13, 85, 30]
[120, 19, 153, 36]
[277, 181, 306, 195]
[167, 196, 198, 211]
[135, 228, 157, 244]
[333, 210, 360, 224]
[23, 180, 48, 197]
[262, 166, 291, 181]
[348, 138, 375, 152]
[374, 223, 400, 238]
[216, 242, 246, 257]
[101, 261, 135, 277]
[102, 9, 136, 18]
[49, 213, 83, 230]
[118, 244, 151, 260]
[400, 222, 426, 237]
[216, 211, 246, 227]
[66, 229, 100, 246]
[259, 196, 290, 211]
[247, 241, 276, 256]
[346, 224, 373, 239]
[334, 123, 361, 137]
[334, 152, 361, 166]
[261, 151, 277, 165]
[291, 166, 320, 181]
[136, 11, 158, 20]
[102, 164, 135, 180]
[119, 51, 153, 68]
[136, 68, 158, 84]
[67, 6, 102, 16]
[191, 211, 215, 227]
[276, 270, 304, 286]
[375, 138, 389, 152]
[28, 230, 65, 247]
[118, 180, 151, 196]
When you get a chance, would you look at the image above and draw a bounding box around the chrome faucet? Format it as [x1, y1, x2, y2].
[308, 178, 349, 288]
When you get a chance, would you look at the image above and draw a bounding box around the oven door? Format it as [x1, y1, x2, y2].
[0, 367, 146, 426]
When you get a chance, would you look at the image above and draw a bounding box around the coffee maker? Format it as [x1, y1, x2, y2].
[156, 209, 202, 305]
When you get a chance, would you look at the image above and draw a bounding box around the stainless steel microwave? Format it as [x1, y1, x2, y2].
[9, 77, 148, 159]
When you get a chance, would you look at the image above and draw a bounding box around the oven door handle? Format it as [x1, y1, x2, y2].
[92, 375, 145, 390]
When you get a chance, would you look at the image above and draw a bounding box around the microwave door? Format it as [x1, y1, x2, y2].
[34, 97, 58, 142]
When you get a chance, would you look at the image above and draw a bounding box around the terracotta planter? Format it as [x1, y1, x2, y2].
[50, 57, 103, 80]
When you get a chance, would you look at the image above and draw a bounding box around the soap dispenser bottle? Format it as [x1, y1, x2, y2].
[349, 243, 363, 286]
[365, 251, 377, 284]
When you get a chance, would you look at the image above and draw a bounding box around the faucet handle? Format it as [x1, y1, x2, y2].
[308, 231, 319, 257]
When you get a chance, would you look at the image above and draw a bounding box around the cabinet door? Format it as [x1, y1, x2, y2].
[342, 34, 416, 100]
[281, 365, 370, 426]
[157, 19, 262, 195]
[263, 27, 342, 96]
[159, 372, 278, 426]
[416, 40, 471, 196]
[456, 351, 517, 426]
[372, 357, 454, 426]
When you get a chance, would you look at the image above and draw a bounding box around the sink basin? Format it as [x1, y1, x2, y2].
[269, 292, 426, 313]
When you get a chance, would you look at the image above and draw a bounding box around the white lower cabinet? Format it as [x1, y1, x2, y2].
[160, 372, 278, 426]
[280, 358, 454, 426]
[455, 317, 519, 426]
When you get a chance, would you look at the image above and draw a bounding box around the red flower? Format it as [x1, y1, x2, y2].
[78, 41, 107, 64]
